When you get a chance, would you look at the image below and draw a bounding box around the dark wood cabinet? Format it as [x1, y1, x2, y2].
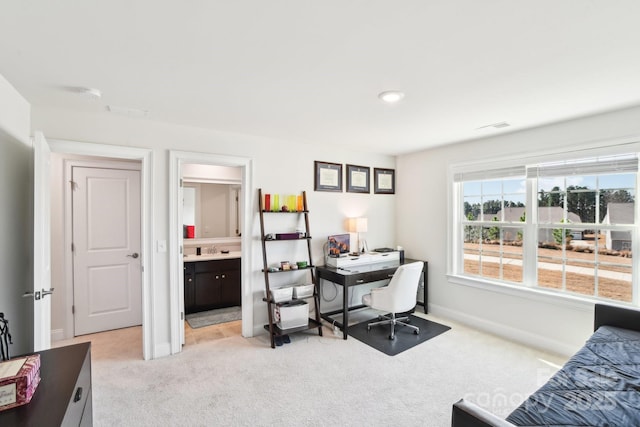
[184, 262, 196, 314]
[220, 268, 241, 307]
[185, 258, 241, 314]
[0, 342, 92, 427]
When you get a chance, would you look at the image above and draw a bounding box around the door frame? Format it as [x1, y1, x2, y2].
[65, 159, 142, 337]
[33, 132, 51, 351]
[49, 139, 154, 360]
[169, 150, 253, 354]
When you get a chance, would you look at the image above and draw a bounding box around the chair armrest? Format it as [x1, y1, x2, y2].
[451, 399, 515, 427]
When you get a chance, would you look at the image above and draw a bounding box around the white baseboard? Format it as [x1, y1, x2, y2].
[50, 329, 65, 342]
[429, 303, 578, 358]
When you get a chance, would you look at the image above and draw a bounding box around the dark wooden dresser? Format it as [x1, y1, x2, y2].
[0, 342, 92, 426]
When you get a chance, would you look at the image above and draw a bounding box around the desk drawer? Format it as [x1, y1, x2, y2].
[347, 268, 396, 285]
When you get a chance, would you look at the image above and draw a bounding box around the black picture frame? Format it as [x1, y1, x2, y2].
[374, 168, 395, 194]
[346, 164, 370, 193]
[314, 161, 343, 192]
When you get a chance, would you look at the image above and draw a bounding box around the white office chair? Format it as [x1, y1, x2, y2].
[362, 261, 423, 340]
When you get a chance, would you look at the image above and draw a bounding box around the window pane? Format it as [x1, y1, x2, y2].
[503, 178, 526, 194]
[482, 198, 501, 217]
[566, 188, 596, 224]
[503, 227, 523, 283]
[539, 177, 565, 192]
[538, 180, 565, 216]
[463, 181, 482, 196]
[537, 227, 566, 289]
[479, 226, 500, 281]
[482, 180, 502, 196]
[599, 173, 636, 190]
[597, 261, 632, 303]
[565, 248, 596, 298]
[603, 203, 635, 228]
[566, 175, 596, 189]
[464, 196, 481, 221]
[463, 226, 481, 275]
[538, 206, 569, 225]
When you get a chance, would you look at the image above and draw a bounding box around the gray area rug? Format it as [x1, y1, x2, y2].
[186, 306, 241, 328]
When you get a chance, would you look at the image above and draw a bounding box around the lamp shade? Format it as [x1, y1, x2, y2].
[347, 217, 368, 233]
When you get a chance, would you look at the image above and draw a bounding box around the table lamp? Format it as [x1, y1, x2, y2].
[347, 217, 368, 254]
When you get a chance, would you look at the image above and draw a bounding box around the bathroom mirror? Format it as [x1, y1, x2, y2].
[183, 182, 241, 238]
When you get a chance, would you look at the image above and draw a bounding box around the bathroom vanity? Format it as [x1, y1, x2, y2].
[184, 253, 241, 314]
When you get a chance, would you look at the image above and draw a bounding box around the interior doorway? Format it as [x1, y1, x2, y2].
[48, 140, 154, 360]
[71, 164, 142, 336]
[169, 151, 253, 355]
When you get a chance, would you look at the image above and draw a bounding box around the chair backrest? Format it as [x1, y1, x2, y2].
[385, 261, 423, 312]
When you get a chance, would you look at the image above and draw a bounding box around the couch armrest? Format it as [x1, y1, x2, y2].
[595, 303, 640, 333]
[451, 399, 516, 427]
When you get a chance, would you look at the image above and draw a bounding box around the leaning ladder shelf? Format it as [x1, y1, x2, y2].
[258, 188, 323, 348]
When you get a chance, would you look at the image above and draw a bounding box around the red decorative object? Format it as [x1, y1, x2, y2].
[0, 354, 41, 412]
[264, 194, 271, 211]
[185, 225, 195, 238]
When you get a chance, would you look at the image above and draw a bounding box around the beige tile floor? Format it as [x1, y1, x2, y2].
[55, 319, 242, 360]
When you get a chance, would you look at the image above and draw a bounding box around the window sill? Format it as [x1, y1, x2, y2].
[445, 274, 624, 312]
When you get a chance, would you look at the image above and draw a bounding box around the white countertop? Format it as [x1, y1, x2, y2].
[183, 251, 241, 262]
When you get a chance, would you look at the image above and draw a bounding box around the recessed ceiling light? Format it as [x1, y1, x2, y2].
[81, 87, 102, 99]
[378, 90, 405, 104]
[67, 86, 102, 99]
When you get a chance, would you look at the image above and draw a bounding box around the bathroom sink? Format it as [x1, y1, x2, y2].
[183, 251, 241, 262]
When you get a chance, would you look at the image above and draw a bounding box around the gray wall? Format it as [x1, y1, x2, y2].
[0, 130, 33, 355]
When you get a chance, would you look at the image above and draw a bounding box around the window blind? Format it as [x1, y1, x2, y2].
[528, 154, 638, 178]
[454, 166, 526, 182]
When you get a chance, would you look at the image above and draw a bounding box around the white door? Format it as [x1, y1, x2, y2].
[33, 132, 52, 351]
[72, 166, 142, 336]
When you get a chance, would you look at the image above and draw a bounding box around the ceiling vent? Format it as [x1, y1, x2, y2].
[476, 121, 510, 130]
[106, 105, 150, 117]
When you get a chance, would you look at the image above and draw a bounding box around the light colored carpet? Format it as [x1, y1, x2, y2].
[60, 313, 567, 426]
[186, 306, 242, 328]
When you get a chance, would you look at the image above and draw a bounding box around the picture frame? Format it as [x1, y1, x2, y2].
[374, 167, 395, 194]
[346, 164, 370, 193]
[314, 161, 343, 192]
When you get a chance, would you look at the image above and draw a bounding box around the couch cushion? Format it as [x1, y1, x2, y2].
[506, 325, 640, 426]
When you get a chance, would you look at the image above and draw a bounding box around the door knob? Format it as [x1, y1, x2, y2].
[127, 253, 139, 259]
[41, 288, 55, 297]
[23, 291, 41, 300]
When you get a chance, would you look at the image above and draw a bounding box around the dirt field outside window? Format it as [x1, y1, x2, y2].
[463, 242, 632, 302]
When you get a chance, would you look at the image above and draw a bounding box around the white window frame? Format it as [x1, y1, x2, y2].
[448, 139, 640, 307]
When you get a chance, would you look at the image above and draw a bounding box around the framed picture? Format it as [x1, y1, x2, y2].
[314, 161, 343, 192]
[346, 164, 370, 193]
[374, 168, 395, 194]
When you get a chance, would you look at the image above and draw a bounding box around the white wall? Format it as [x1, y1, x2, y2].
[0, 74, 33, 355]
[0, 75, 30, 143]
[31, 106, 396, 357]
[397, 105, 640, 357]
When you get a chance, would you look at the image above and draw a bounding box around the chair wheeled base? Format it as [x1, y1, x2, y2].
[367, 312, 420, 340]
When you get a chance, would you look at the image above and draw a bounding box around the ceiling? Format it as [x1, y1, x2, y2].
[1, 1, 640, 156]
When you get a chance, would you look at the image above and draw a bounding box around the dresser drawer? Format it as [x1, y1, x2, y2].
[62, 347, 92, 426]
